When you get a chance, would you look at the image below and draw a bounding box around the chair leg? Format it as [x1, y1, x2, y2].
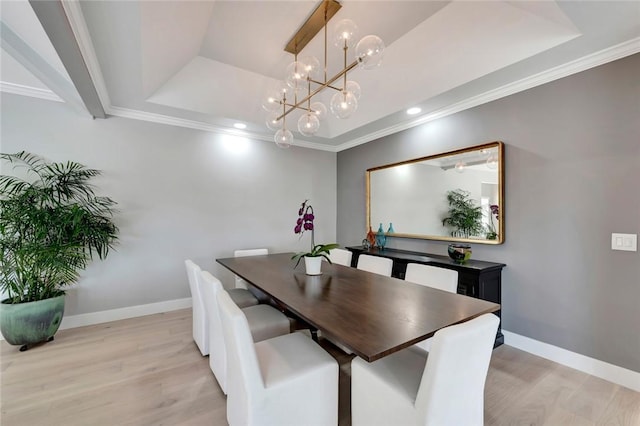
[310, 328, 319, 342]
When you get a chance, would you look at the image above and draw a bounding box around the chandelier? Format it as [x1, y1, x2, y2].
[262, 0, 385, 148]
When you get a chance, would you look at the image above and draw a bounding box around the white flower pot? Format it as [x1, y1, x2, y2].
[304, 256, 323, 275]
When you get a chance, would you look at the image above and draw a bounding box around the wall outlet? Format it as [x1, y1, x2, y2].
[611, 233, 637, 252]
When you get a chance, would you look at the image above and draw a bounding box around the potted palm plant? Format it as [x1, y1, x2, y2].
[441, 189, 484, 238]
[0, 152, 118, 351]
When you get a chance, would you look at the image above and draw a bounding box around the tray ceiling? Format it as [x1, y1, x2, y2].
[1, 1, 639, 151]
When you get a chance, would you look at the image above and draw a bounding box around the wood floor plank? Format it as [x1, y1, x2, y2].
[562, 375, 620, 422]
[597, 386, 640, 425]
[1, 309, 639, 426]
[543, 407, 597, 426]
[491, 362, 589, 425]
[484, 345, 555, 423]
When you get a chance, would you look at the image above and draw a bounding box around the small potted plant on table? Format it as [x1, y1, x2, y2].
[291, 200, 338, 275]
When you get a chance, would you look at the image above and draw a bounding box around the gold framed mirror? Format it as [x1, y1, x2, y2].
[366, 141, 504, 244]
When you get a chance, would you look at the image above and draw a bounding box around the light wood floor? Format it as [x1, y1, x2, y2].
[1, 309, 638, 425]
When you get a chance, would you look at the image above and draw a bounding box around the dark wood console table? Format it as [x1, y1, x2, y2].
[346, 246, 505, 347]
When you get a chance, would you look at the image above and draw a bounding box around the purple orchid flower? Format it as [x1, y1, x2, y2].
[291, 199, 340, 268]
[295, 199, 316, 247]
[490, 204, 499, 220]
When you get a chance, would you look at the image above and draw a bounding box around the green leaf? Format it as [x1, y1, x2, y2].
[291, 243, 339, 268]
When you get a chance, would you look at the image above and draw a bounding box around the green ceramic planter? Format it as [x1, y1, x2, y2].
[0, 295, 65, 347]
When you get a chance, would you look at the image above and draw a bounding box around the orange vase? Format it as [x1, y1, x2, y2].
[366, 226, 376, 248]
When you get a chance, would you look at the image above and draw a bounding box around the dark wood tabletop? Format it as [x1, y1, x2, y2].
[217, 253, 500, 362]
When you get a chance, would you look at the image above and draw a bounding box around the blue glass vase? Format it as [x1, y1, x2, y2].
[376, 223, 386, 249]
[387, 223, 395, 233]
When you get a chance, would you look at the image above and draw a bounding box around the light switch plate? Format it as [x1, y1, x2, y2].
[611, 233, 637, 252]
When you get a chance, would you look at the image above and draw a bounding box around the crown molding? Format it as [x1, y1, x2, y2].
[291, 139, 339, 152]
[108, 105, 255, 134]
[107, 106, 338, 152]
[60, 0, 112, 109]
[335, 37, 640, 152]
[0, 81, 63, 102]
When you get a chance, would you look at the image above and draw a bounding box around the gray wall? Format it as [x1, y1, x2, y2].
[1, 94, 336, 316]
[337, 54, 640, 372]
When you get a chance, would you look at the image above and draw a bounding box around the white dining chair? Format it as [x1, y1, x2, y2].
[218, 290, 339, 426]
[327, 248, 353, 266]
[185, 259, 208, 355]
[233, 248, 268, 289]
[404, 263, 458, 293]
[404, 263, 459, 351]
[357, 254, 393, 276]
[199, 270, 290, 395]
[185, 259, 259, 356]
[352, 313, 499, 426]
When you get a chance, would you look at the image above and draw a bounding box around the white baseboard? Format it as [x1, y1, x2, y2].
[503, 330, 640, 392]
[58, 298, 192, 330]
[1, 298, 192, 341]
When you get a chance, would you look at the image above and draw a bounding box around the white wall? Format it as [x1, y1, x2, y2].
[1, 94, 336, 316]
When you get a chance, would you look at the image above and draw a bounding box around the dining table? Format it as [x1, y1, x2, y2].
[217, 252, 500, 362]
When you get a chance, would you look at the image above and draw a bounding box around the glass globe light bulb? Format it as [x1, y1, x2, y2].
[310, 101, 327, 121]
[292, 83, 307, 99]
[297, 113, 320, 136]
[270, 81, 293, 98]
[300, 55, 321, 80]
[266, 112, 281, 131]
[454, 161, 466, 173]
[486, 154, 498, 170]
[261, 90, 281, 112]
[274, 128, 293, 148]
[345, 80, 361, 100]
[330, 91, 358, 119]
[285, 61, 309, 89]
[333, 19, 358, 48]
[356, 35, 385, 70]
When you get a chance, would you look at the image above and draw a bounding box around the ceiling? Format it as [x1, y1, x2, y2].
[1, 1, 639, 152]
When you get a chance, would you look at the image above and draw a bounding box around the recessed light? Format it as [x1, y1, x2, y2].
[406, 107, 422, 115]
[233, 123, 247, 129]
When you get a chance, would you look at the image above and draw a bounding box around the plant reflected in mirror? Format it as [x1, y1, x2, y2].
[367, 142, 504, 244]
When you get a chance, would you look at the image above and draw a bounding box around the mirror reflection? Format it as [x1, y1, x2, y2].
[367, 141, 504, 244]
